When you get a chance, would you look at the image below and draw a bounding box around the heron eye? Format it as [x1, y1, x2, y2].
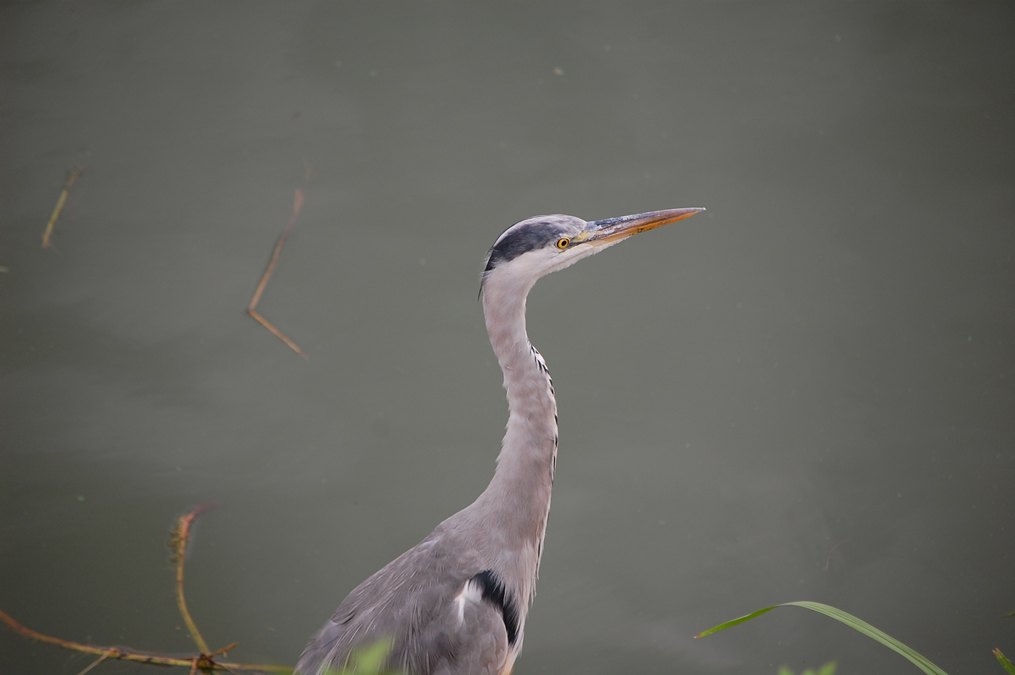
[556, 238, 570, 250]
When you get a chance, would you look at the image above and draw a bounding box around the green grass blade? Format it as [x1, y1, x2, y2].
[694, 605, 780, 638]
[696, 600, 947, 675]
[783, 602, 946, 675]
[994, 648, 1014, 675]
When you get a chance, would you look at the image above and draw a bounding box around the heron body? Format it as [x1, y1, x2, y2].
[295, 207, 704, 675]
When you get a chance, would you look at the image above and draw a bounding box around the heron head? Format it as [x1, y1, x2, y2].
[481, 207, 705, 293]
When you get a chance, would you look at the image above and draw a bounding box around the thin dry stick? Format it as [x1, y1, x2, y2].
[0, 503, 291, 672]
[170, 504, 215, 655]
[42, 168, 84, 248]
[1, 570, 291, 673]
[76, 648, 115, 675]
[248, 189, 308, 359]
[0, 607, 288, 671]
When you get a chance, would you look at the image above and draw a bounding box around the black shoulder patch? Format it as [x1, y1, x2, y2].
[472, 570, 520, 645]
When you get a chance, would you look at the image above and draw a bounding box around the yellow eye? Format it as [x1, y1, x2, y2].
[556, 238, 570, 250]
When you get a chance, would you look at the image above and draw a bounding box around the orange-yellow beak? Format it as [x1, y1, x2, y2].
[582, 207, 705, 245]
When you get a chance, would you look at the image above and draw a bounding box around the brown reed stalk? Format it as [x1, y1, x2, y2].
[248, 189, 308, 359]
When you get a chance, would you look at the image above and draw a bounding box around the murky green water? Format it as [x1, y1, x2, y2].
[2, 3, 1013, 673]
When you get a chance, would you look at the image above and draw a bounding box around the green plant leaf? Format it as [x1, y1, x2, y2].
[695, 605, 780, 638]
[994, 648, 1014, 675]
[324, 638, 400, 675]
[696, 601, 947, 675]
[350, 638, 395, 674]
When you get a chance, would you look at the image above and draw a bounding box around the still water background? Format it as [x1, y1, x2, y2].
[1, 2, 1013, 673]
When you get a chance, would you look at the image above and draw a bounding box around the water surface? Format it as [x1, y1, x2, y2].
[1, 3, 1013, 673]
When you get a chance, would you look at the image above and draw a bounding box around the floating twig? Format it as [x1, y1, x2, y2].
[169, 504, 216, 654]
[0, 505, 292, 674]
[42, 168, 84, 248]
[76, 648, 115, 675]
[0, 607, 288, 672]
[248, 189, 307, 359]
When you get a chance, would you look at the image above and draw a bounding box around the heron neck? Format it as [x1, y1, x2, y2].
[478, 279, 558, 548]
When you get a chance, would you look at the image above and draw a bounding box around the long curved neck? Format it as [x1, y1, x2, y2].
[477, 276, 558, 554]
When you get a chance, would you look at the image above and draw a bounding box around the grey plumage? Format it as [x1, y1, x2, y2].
[295, 208, 704, 675]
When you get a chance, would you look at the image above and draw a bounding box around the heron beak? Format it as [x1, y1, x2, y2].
[582, 207, 705, 246]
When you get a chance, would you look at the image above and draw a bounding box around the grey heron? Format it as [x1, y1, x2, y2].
[296, 207, 705, 675]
